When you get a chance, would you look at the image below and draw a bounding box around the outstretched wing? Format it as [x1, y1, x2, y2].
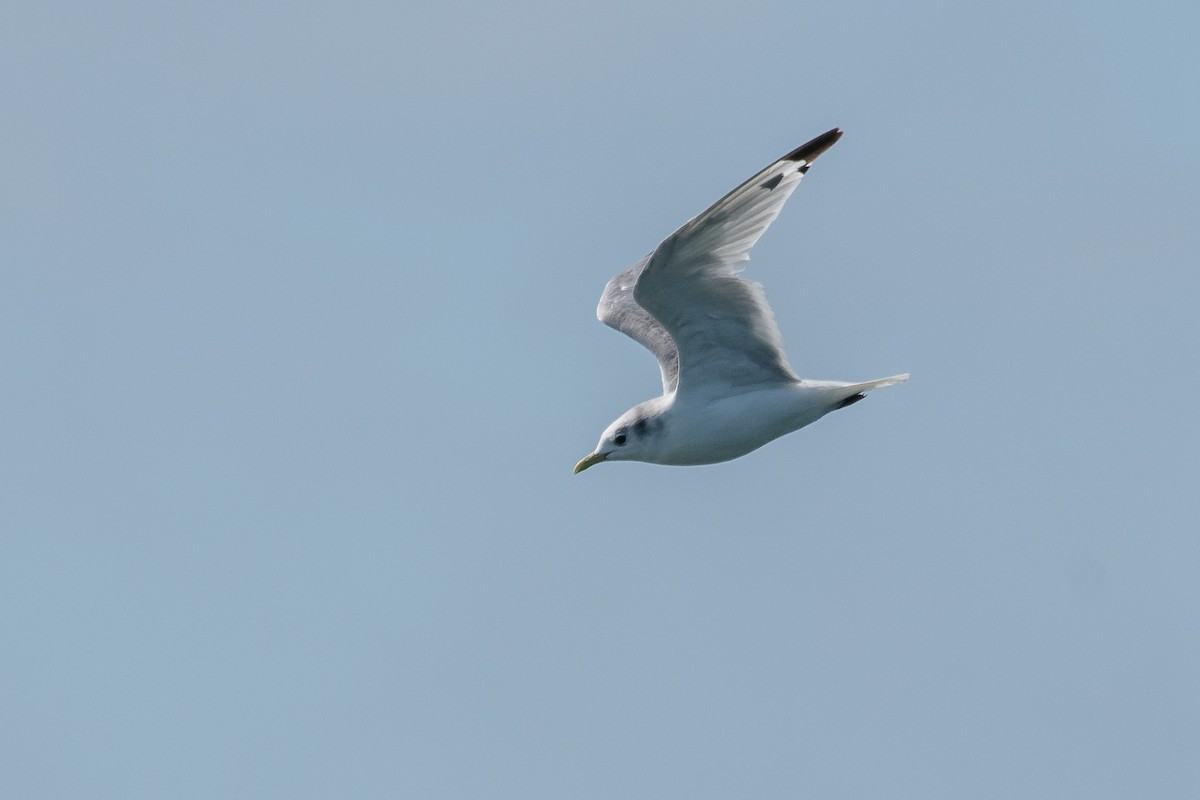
[597, 254, 680, 393]
[632, 128, 842, 397]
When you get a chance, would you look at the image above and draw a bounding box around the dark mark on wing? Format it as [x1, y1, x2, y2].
[760, 173, 784, 191]
[783, 128, 843, 165]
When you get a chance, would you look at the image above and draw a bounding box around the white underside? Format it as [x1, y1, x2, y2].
[641, 375, 906, 466]
[650, 385, 826, 465]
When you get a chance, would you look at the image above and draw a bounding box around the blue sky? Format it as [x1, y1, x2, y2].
[3, 2, 1198, 797]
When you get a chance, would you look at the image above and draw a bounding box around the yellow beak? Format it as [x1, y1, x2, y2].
[573, 452, 607, 474]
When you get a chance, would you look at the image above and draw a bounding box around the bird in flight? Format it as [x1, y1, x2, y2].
[574, 128, 907, 474]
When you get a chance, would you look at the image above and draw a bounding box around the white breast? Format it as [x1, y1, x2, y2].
[650, 384, 835, 466]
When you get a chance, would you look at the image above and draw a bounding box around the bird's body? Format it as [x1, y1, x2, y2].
[575, 129, 907, 473]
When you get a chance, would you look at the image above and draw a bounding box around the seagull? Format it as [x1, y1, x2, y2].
[574, 128, 907, 474]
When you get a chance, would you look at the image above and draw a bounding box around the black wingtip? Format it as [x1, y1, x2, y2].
[833, 392, 866, 410]
[784, 128, 843, 165]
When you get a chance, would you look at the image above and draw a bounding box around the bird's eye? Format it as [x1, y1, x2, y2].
[613, 433, 627, 446]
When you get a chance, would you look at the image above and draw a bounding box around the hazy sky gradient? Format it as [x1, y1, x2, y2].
[3, 2, 1198, 797]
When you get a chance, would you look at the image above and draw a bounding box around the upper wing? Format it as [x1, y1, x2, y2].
[633, 128, 842, 396]
[597, 254, 680, 393]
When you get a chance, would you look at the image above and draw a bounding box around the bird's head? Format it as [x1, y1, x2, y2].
[573, 403, 665, 474]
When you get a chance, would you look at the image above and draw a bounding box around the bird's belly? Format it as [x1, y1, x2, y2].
[654, 386, 830, 466]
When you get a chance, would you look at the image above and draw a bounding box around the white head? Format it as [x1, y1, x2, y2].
[573, 401, 668, 473]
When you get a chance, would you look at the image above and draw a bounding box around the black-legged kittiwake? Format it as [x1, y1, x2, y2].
[574, 129, 908, 473]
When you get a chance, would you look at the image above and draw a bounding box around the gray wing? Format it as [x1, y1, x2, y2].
[597, 254, 680, 394]
[633, 128, 842, 397]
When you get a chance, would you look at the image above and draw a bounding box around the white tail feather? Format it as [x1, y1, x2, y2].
[847, 373, 910, 393]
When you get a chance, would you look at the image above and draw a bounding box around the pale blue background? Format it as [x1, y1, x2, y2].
[3, 2, 1198, 798]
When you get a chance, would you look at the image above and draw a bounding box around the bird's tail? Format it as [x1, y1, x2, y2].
[848, 373, 910, 392]
[828, 373, 909, 410]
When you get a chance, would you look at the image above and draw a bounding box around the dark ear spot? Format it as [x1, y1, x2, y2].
[633, 417, 648, 436]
